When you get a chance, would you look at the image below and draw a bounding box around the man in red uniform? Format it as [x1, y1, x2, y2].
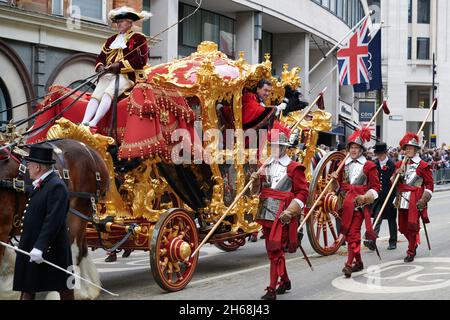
[242, 79, 287, 131]
[82, 6, 151, 128]
[394, 133, 433, 262]
[250, 129, 309, 300]
[331, 128, 380, 278]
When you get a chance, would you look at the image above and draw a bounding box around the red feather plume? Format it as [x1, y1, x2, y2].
[400, 132, 419, 148]
[349, 127, 372, 144]
[269, 121, 291, 142]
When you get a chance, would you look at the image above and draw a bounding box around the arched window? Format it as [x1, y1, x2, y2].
[0, 78, 12, 127]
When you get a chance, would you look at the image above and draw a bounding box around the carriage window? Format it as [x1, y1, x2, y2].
[70, 0, 106, 24]
[68, 80, 96, 94]
[0, 78, 11, 127]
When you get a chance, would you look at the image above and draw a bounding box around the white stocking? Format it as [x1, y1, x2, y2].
[82, 98, 99, 124]
[89, 94, 112, 126]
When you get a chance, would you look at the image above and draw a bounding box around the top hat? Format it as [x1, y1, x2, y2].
[25, 145, 55, 164]
[109, 6, 152, 22]
[374, 142, 388, 154]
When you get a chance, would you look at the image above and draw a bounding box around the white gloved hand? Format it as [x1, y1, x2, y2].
[29, 248, 44, 264]
[216, 103, 224, 112]
[275, 102, 287, 116]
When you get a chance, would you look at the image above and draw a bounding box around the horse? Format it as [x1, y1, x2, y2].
[0, 138, 109, 300]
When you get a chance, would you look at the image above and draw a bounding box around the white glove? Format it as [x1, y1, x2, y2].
[275, 102, 287, 116]
[216, 103, 224, 112]
[29, 248, 44, 264]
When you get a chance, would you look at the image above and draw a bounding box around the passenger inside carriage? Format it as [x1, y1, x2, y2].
[81, 6, 151, 131]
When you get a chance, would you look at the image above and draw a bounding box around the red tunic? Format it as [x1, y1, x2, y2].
[395, 159, 433, 232]
[337, 160, 380, 241]
[96, 30, 148, 84]
[242, 92, 276, 130]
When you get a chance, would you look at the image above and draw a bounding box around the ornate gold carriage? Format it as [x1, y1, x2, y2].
[46, 41, 344, 292]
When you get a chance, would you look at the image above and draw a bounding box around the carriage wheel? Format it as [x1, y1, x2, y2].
[306, 151, 345, 256]
[214, 236, 246, 252]
[150, 208, 199, 291]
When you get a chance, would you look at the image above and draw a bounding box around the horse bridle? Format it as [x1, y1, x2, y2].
[0, 145, 29, 193]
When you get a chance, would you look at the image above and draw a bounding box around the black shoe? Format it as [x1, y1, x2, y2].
[342, 266, 352, 278]
[261, 287, 276, 300]
[363, 240, 376, 251]
[122, 249, 132, 258]
[105, 253, 117, 262]
[276, 280, 291, 294]
[387, 244, 397, 250]
[250, 234, 258, 242]
[404, 255, 414, 263]
[351, 262, 364, 273]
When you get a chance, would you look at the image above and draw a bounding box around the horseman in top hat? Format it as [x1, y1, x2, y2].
[82, 6, 152, 129]
[330, 127, 380, 278]
[364, 142, 398, 251]
[394, 133, 433, 262]
[250, 126, 309, 300]
[13, 145, 73, 300]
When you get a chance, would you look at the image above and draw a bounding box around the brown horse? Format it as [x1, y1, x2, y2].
[0, 139, 109, 299]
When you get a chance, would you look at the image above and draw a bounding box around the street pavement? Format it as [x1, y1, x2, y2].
[95, 190, 450, 300]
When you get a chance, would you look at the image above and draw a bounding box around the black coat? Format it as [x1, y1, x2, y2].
[372, 158, 397, 220]
[13, 171, 72, 293]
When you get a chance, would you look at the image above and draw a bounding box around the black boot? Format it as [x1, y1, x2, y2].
[276, 280, 291, 294]
[342, 266, 352, 278]
[261, 287, 276, 300]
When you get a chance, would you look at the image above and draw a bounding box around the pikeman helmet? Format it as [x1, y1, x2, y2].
[347, 127, 372, 151]
[400, 132, 421, 149]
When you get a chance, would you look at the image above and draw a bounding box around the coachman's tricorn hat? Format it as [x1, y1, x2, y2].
[25, 145, 55, 164]
[108, 6, 152, 22]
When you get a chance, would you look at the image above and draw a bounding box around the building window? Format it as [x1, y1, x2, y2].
[52, 0, 64, 16]
[70, 0, 106, 24]
[0, 78, 11, 126]
[417, 37, 430, 60]
[178, 3, 235, 58]
[311, 0, 364, 27]
[417, 0, 430, 24]
[408, 0, 412, 23]
[259, 31, 273, 63]
[408, 37, 412, 60]
[407, 86, 432, 109]
[142, 0, 151, 37]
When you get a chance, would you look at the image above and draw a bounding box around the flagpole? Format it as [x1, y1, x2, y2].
[308, 10, 375, 77]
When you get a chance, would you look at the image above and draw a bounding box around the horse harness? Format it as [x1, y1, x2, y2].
[0, 140, 136, 252]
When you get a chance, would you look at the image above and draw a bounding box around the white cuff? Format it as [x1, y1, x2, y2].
[293, 198, 305, 209]
[369, 189, 378, 200]
[424, 189, 433, 196]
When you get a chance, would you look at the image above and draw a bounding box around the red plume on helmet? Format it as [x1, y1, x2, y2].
[348, 127, 372, 149]
[399, 132, 420, 149]
[269, 121, 291, 143]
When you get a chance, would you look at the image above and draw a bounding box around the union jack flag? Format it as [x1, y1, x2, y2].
[337, 17, 370, 86]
